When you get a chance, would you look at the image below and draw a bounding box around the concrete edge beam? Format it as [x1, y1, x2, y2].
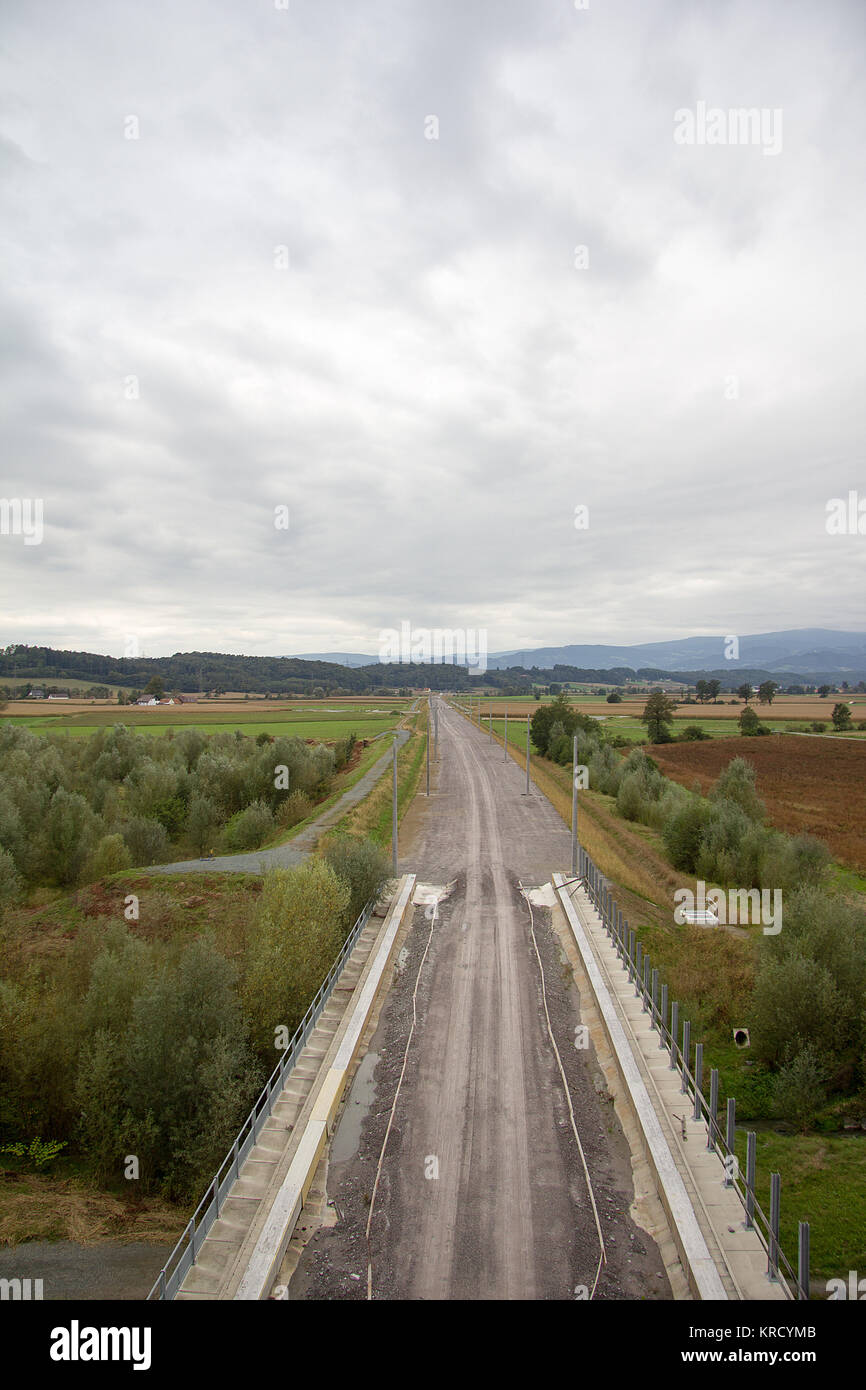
[553, 873, 728, 1302]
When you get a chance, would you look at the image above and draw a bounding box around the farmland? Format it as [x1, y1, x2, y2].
[0, 697, 411, 743]
[649, 734, 866, 874]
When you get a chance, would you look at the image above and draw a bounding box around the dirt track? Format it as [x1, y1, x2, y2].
[290, 699, 672, 1300]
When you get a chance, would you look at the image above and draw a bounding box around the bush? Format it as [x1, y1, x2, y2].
[709, 758, 764, 821]
[810, 722, 826, 733]
[750, 954, 850, 1070]
[221, 800, 274, 853]
[82, 833, 132, 882]
[772, 1044, 827, 1132]
[662, 797, 713, 873]
[185, 795, 220, 855]
[616, 773, 648, 822]
[679, 724, 710, 741]
[122, 816, 169, 867]
[243, 860, 350, 1053]
[322, 836, 391, 930]
[276, 789, 312, 829]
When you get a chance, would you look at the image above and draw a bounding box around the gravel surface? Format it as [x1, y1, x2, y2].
[290, 699, 672, 1301]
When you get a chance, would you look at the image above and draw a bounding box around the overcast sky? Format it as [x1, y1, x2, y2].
[1, 0, 864, 659]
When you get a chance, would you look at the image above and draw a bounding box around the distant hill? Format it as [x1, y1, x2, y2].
[487, 629, 866, 679]
[1, 628, 864, 694]
[289, 629, 866, 683]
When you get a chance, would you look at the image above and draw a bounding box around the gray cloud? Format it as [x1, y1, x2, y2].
[1, 0, 864, 659]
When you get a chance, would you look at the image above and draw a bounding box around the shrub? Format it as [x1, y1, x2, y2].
[322, 836, 392, 930]
[276, 789, 312, 829]
[662, 797, 712, 873]
[709, 758, 764, 822]
[82, 833, 132, 882]
[221, 800, 274, 853]
[185, 795, 220, 855]
[122, 816, 169, 866]
[810, 722, 826, 733]
[750, 954, 849, 1069]
[243, 860, 350, 1053]
[772, 1044, 827, 1132]
[679, 724, 710, 741]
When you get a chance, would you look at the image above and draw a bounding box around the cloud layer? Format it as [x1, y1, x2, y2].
[1, 0, 864, 657]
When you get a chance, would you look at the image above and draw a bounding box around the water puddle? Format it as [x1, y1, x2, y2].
[330, 1050, 379, 1164]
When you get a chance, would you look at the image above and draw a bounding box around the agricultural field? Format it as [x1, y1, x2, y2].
[649, 734, 866, 874]
[0, 697, 411, 743]
[457, 692, 865, 737]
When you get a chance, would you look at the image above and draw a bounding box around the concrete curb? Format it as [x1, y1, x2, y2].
[234, 873, 416, 1299]
[554, 872, 728, 1301]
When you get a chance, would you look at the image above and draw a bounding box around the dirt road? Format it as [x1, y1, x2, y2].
[290, 698, 671, 1300]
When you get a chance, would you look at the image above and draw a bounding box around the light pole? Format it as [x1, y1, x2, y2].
[392, 739, 398, 872]
[571, 734, 578, 875]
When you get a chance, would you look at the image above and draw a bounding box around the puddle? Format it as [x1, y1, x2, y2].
[330, 1051, 379, 1164]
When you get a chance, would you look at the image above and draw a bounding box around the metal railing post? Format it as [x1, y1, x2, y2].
[642, 956, 651, 1011]
[725, 1098, 736, 1185]
[670, 1001, 679, 1069]
[628, 930, 636, 982]
[651, 969, 659, 1029]
[681, 1020, 690, 1091]
[708, 1068, 719, 1150]
[769, 1173, 781, 1280]
[745, 1131, 757, 1229]
[659, 983, 668, 1048]
[798, 1222, 810, 1301]
[635, 941, 643, 995]
[694, 1043, 703, 1122]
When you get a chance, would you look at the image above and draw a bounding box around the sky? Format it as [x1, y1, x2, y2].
[1, 0, 864, 660]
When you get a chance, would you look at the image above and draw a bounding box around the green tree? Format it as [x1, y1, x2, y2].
[41, 788, 101, 885]
[738, 705, 761, 735]
[243, 860, 350, 1053]
[757, 680, 778, 705]
[736, 683, 753, 702]
[640, 690, 677, 743]
[322, 836, 391, 930]
[831, 702, 853, 731]
[710, 757, 765, 821]
[773, 1045, 827, 1131]
[186, 795, 220, 854]
[145, 676, 165, 698]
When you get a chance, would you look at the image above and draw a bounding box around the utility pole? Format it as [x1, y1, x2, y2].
[571, 734, 578, 875]
[524, 715, 531, 795]
[392, 739, 398, 872]
[489, 706, 493, 742]
[426, 702, 430, 794]
[504, 707, 508, 761]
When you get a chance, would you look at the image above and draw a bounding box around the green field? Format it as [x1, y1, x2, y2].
[1, 708, 405, 741]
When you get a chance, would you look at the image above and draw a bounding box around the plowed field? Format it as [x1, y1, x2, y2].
[648, 735, 866, 872]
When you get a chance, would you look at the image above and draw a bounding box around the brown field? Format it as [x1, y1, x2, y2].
[648, 734, 866, 873]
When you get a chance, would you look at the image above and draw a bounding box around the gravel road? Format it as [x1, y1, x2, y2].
[289, 698, 672, 1301]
